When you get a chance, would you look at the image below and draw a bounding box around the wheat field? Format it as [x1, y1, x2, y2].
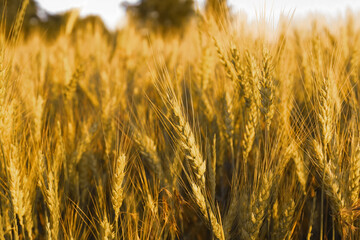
[2, 1, 360, 239]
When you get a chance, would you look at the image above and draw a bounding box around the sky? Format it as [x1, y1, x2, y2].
[34, 0, 360, 30]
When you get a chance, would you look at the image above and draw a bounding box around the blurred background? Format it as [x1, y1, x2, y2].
[2, 0, 360, 37]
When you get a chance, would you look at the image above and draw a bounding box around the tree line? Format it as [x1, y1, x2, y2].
[0, 0, 229, 37]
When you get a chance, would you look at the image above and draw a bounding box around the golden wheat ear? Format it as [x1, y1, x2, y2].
[9, 0, 29, 44]
[111, 153, 126, 222]
[65, 9, 79, 36]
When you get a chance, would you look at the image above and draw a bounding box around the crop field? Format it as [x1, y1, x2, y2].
[1, 0, 360, 239]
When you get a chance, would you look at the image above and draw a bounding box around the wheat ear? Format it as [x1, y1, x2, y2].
[191, 182, 225, 240]
[111, 153, 127, 222]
